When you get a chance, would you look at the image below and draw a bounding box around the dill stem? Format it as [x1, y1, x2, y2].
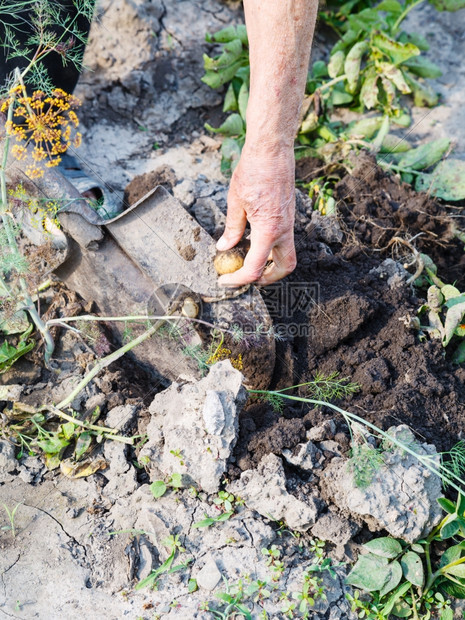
[1, 84, 55, 361]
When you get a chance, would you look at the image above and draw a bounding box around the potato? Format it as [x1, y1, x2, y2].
[213, 240, 250, 276]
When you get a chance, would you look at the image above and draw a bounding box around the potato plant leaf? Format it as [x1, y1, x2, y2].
[75, 431, 92, 460]
[379, 560, 403, 597]
[445, 563, 465, 578]
[344, 41, 368, 93]
[398, 138, 450, 171]
[205, 113, 244, 137]
[400, 551, 424, 587]
[402, 56, 442, 79]
[372, 33, 419, 65]
[223, 83, 237, 112]
[363, 537, 402, 559]
[378, 62, 411, 93]
[360, 68, 379, 109]
[428, 0, 465, 10]
[328, 50, 345, 78]
[346, 554, 391, 591]
[443, 302, 465, 346]
[415, 159, 465, 201]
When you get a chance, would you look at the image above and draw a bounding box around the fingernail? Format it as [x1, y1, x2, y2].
[216, 237, 228, 251]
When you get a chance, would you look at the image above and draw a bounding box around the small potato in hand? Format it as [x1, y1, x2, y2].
[213, 239, 250, 276]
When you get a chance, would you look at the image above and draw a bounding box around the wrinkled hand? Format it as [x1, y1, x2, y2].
[216, 147, 297, 287]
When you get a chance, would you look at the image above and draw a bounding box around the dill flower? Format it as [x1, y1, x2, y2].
[2, 87, 82, 178]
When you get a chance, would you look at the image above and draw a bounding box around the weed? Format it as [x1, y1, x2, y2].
[348, 441, 386, 489]
[1, 502, 21, 537]
[261, 545, 285, 582]
[150, 473, 183, 499]
[135, 534, 189, 591]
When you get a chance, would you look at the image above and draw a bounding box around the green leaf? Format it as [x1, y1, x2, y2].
[300, 111, 319, 134]
[331, 90, 353, 105]
[36, 435, 70, 455]
[372, 33, 420, 65]
[328, 51, 345, 78]
[452, 341, 465, 364]
[441, 517, 460, 539]
[205, 113, 244, 137]
[441, 577, 465, 598]
[440, 543, 463, 568]
[360, 68, 379, 109]
[403, 57, 442, 79]
[74, 431, 92, 460]
[312, 60, 328, 78]
[344, 41, 369, 93]
[346, 555, 391, 592]
[443, 302, 465, 346]
[398, 138, 450, 171]
[379, 560, 403, 597]
[237, 81, 249, 121]
[415, 159, 465, 201]
[363, 537, 402, 559]
[202, 58, 247, 89]
[0, 334, 35, 374]
[150, 480, 167, 499]
[188, 578, 198, 593]
[348, 115, 384, 138]
[392, 111, 411, 127]
[400, 551, 424, 587]
[444, 562, 465, 578]
[381, 581, 412, 616]
[206, 26, 246, 44]
[391, 599, 413, 617]
[439, 608, 453, 620]
[0, 309, 29, 335]
[376, 0, 403, 11]
[380, 134, 411, 153]
[223, 83, 237, 112]
[428, 0, 465, 10]
[378, 63, 411, 93]
[61, 422, 76, 440]
[410, 543, 424, 554]
[168, 472, 183, 489]
[441, 285, 462, 300]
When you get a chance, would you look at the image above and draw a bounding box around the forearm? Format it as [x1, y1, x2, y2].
[243, 0, 319, 155]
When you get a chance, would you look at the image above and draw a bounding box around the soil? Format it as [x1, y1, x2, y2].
[233, 152, 465, 472]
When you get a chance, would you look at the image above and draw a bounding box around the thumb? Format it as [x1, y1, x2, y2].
[216, 191, 247, 251]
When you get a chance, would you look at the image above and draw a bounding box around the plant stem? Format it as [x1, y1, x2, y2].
[392, 0, 426, 34]
[54, 318, 167, 411]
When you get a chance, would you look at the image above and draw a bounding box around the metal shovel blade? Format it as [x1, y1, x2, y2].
[55, 185, 276, 389]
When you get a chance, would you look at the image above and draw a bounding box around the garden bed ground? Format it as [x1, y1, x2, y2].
[1, 1, 465, 619]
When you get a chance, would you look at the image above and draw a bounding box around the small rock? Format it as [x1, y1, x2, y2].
[228, 453, 319, 532]
[105, 404, 138, 432]
[307, 419, 336, 442]
[319, 440, 342, 457]
[311, 509, 360, 547]
[0, 440, 17, 483]
[173, 179, 195, 208]
[306, 211, 344, 244]
[140, 361, 246, 493]
[283, 440, 322, 470]
[202, 390, 227, 435]
[321, 425, 443, 542]
[370, 258, 408, 288]
[196, 556, 221, 591]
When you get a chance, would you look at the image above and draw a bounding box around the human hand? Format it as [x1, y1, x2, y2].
[216, 146, 297, 287]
